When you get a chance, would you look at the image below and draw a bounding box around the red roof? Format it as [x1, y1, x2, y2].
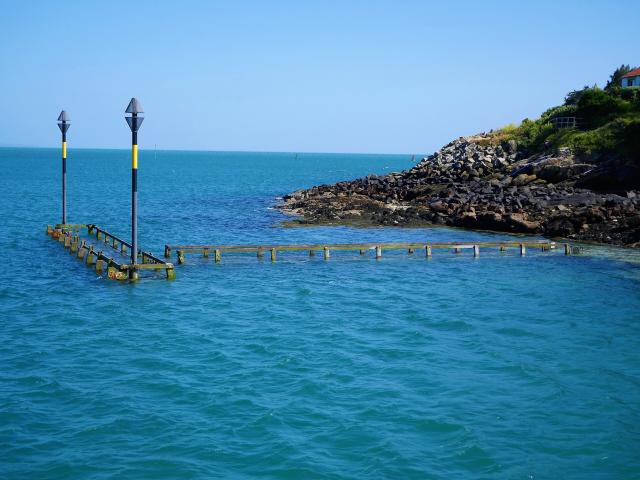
[622, 67, 640, 78]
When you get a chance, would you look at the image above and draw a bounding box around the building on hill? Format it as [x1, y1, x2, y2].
[621, 67, 640, 87]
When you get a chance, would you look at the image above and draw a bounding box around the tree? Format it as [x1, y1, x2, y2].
[575, 88, 629, 129]
[605, 64, 633, 91]
[564, 86, 590, 105]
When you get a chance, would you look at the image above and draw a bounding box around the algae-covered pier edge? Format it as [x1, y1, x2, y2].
[277, 73, 640, 248]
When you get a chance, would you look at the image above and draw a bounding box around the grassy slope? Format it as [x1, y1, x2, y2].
[492, 86, 640, 161]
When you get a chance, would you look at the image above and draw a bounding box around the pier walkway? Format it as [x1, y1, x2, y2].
[165, 240, 575, 264]
[47, 224, 577, 281]
[44, 96, 577, 283]
[47, 224, 175, 280]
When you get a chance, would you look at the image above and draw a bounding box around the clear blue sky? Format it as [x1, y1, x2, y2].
[0, 0, 637, 154]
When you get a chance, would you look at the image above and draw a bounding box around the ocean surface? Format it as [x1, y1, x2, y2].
[1, 146, 639, 479]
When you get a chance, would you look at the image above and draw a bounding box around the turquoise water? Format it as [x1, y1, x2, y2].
[1, 147, 639, 479]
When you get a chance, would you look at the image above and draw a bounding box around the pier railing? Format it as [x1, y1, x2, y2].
[87, 224, 166, 265]
[549, 116, 580, 129]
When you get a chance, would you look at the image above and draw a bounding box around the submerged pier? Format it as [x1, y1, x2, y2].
[165, 240, 575, 264]
[47, 224, 175, 281]
[44, 100, 579, 283]
[47, 224, 577, 282]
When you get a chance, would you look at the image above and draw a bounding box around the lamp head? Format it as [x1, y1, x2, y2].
[57, 110, 70, 134]
[125, 98, 144, 132]
[125, 98, 144, 114]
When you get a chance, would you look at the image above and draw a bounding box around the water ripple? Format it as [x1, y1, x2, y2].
[1, 148, 639, 479]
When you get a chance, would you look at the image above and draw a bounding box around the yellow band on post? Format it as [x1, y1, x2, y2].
[62, 141, 67, 158]
[132, 144, 138, 169]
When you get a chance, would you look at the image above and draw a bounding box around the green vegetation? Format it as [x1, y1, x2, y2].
[495, 67, 640, 160]
[605, 64, 635, 91]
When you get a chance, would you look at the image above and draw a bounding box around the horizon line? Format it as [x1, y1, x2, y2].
[0, 144, 428, 157]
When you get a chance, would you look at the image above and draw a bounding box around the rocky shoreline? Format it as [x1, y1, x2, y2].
[277, 134, 640, 247]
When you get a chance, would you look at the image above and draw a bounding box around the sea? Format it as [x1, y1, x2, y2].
[1, 147, 639, 479]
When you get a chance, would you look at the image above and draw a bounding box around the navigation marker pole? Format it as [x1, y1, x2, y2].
[57, 111, 70, 225]
[125, 98, 144, 281]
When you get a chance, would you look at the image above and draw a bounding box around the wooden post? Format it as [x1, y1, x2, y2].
[500, 245, 506, 252]
[87, 248, 96, 265]
[425, 245, 432, 257]
[323, 247, 330, 260]
[257, 248, 264, 259]
[214, 249, 221, 263]
[408, 248, 414, 255]
[166, 267, 176, 280]
[473, 245, 480, 257]
[375, 246, 382, 259]
[309, 250, 315, 257]
[164, 245, 171, 258]
[454, 247, 461, 254]
[64, 235, 71, 248]
[95, 259, 106, 274]
[203, 248, 209, 258]
[565, 243, 571, 255]
[520, 244, 526, 256]
[177, 250, 185, 264]
[270, 248, 277, 262]
[359, 249, 365, 255]
[121, 244, 127, 254]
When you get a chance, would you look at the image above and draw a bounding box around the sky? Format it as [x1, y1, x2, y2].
[0, 0, 637, 154]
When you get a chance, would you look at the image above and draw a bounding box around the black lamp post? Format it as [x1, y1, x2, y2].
[125, 98, 144, 280]
[57, 111, 70, 225]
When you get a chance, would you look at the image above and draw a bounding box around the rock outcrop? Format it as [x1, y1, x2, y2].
[277, 134, 640, 247]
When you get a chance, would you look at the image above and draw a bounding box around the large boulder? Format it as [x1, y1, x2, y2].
[512, 174, 537, 186]
[503, 139, 518, 154]
[429, 200, 449, 213]
[577, 158, 640, 191]
[505, 213, 540, 233]
[456, 211, 477, 227]
[531, 157, 593, 184]
[476, 211, 505, 230]
[545, 216, 576, 237]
